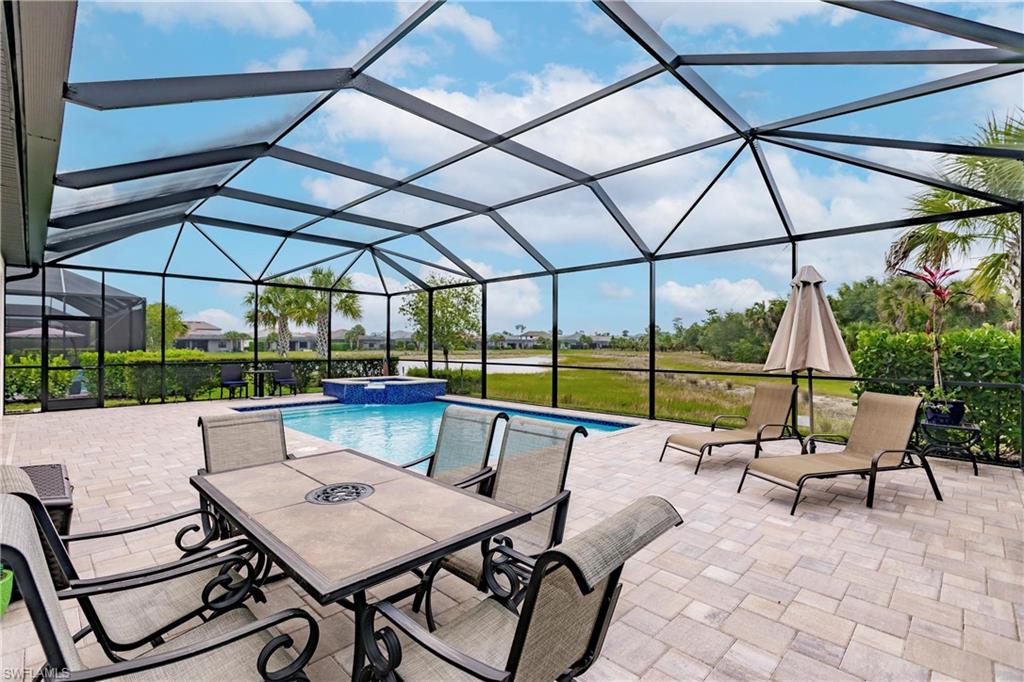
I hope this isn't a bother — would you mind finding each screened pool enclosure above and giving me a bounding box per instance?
[3,1,1022,463]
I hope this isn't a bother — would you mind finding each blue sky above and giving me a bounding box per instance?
[53,1,1023,336]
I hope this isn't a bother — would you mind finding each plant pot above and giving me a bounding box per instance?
[925,399,966,426]
[0,569,13,617]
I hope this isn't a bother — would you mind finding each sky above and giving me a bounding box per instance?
[51,0,1023,336]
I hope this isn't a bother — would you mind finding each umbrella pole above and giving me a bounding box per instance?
[807,368,815,435]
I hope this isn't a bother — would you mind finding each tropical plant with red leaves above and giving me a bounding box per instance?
[899,266,965,394]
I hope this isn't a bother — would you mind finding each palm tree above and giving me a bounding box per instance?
[886,111,1023,329]
[293,268,362,359]
[244,281,303,357]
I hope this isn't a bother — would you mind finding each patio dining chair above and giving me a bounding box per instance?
[412,416,587,630]
[401,404,508,487]
[660,382,801,474]
[271,362,299,396]
[219,363,249,399]
[738,392,942,514]
[0,476,268,663]
[197,410,292,538]
[1,494,318,681]
[358,496,682,681]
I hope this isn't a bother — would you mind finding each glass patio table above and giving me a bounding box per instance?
[190,449,529,680]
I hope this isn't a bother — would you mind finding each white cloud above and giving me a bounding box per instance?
[102,1,314,38]
[657,277,777,315]
[418,3,502,54]
[246,47,309,73]
[599,282,634,299]
[190,307,247,333]
[628,1,850,38]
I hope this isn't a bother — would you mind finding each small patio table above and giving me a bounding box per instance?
[190,449,529,680]
[243,368,277,399]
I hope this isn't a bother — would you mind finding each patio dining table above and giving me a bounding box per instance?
[190,449,529,680]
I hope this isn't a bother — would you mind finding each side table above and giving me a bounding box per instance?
[917,421,982,476]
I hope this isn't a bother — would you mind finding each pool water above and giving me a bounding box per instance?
[278,400,628,466]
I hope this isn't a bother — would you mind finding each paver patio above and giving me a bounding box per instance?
[1,396,1021,681]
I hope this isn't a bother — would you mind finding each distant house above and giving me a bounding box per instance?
[289,332,316,352]
[505,330,551,350]
[175,321,247,352]
[558,331,613,350]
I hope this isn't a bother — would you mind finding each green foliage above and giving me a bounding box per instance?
[887,111,1023,329]
[399,278,481,366]
[145,302,188,351]
[852,326,1021,455]
[3,353,72,401]
[407,367,481,396]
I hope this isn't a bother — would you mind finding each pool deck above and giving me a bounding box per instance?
[2,395,1022,680]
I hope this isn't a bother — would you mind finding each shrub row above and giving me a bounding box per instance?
[852,326,1021,456]
[5,350,399,404]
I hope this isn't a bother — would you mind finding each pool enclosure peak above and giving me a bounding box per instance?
[10,0,1024,292]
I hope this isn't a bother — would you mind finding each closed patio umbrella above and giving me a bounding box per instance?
[764,265,854,434]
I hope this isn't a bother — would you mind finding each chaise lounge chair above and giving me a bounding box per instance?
[738,391,942,514]
[412,415,587,631]
[1,494,318,680]
[357,496,682,681]
[401,404,508,486]
[660,382,801,474]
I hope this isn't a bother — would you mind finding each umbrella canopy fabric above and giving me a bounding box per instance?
[764,265,854,377]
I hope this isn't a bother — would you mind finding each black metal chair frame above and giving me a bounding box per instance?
[219,363,249,400]
[737,432,944,515]
[3,535,317,682]
[659,414,803,475]
[6,488,269,663]
[409,424,587,632]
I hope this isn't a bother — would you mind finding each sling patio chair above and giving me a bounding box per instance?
[738,392,943,514]
[401,404,509,487]
[197,409,293,541]
[271,362,299,396]
[660,382,801,474]
[0,480,269,664]
[1,494,318,682]
[219,363,249,399]
[411,416,587,631]
[357,496,682,681]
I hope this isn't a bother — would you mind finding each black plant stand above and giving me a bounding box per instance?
[917,421,982,476]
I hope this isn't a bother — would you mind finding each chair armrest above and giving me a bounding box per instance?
[62,507,222,556]
[401,451,435,469]
[60,551,261,613]
[457,467,496,493]
[359,601,510,682]
[756,423,796,442]
[711,414,747,431]
[59,608,318,682]
[530,489,570,517]
[871,448,918,468]
[67,538,252,588]
[61,508,214,542]
[801,433,849,454]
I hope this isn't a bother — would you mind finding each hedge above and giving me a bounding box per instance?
[407,367,480,395]
[5,350,400,404]
[4,353,74,401]
[852,326,1021,456]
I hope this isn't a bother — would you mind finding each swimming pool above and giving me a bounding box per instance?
[276,400,630,466]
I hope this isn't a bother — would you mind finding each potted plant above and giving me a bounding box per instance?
[899,266,967,425]
[0,564,13,617]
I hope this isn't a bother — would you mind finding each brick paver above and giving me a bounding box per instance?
[1,395,1021,680]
